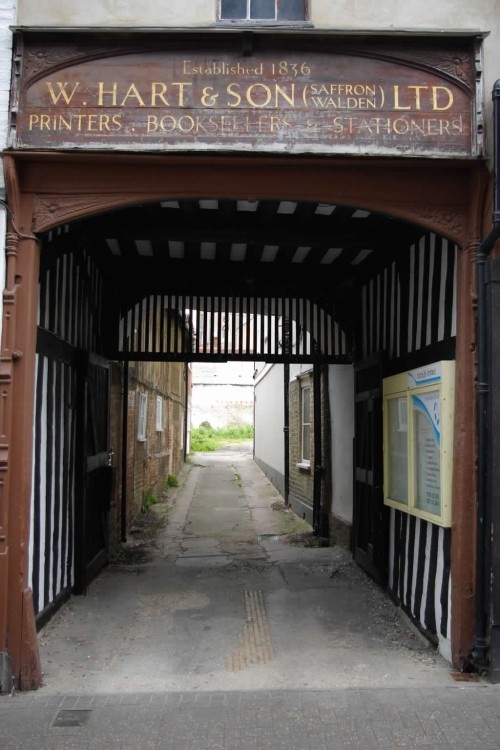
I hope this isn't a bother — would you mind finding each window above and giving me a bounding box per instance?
[137,393,148,442]
[301,385,311,464]
[219,0,305,21]
[156,396,163,432]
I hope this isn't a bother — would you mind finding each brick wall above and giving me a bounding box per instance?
[130,360,186,513]
[108,359,187,548]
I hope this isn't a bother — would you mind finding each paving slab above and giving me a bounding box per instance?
[2,444,499,746]
[29,444,458,694]
[1,687,500,749]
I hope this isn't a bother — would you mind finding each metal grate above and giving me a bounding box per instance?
[52,709,93,728]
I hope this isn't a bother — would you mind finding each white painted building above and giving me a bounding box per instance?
[254,363,286,495]
[254,363,355,535]
[191,361,255,428]
[0,1,14,189]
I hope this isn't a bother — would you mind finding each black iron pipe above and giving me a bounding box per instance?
[472,80,500,669]
[312,360,323,534]
[120,360,129,543]
[184,361,189,462]
[495,80,500,226]
[283,362,290,504]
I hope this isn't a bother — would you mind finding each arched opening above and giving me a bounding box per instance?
[2,151,483,687]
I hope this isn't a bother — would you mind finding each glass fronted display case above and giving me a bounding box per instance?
[383,361,455,527]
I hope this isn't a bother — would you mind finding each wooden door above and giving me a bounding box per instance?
[353,358,388,584]
[75,352,113,593]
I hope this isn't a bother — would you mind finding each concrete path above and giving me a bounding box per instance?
[1,443,499,748]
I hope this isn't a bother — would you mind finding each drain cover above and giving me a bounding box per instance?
[52,709,92,728]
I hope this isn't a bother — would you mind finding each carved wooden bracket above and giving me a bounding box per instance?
[32,195,147,233]
[412,205,466,243]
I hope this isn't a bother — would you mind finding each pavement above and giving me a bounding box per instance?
[1,442,499,749]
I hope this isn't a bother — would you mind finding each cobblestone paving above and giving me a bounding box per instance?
[1,686,500,749]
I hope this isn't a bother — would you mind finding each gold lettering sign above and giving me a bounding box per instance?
[14,44,476,157]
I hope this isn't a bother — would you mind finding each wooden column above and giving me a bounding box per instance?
[1,178,42,688]
[451,239,478,669]
[0,230,16,692]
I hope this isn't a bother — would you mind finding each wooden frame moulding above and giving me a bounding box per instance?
[0,149,488,686]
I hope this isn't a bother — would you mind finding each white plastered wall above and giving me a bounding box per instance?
[0,0,15,337]
[17,0,213,27]
[328,365,354,524]
[1,0,14,192]
[254,365,285,477]
[191,362,255,429]
[254,363,284,480]
[17,0,497,33]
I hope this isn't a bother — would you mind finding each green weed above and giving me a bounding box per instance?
[141,488,157,514]
[190,424,253,453]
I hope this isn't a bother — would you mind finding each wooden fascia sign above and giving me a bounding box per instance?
[12,36,478,158]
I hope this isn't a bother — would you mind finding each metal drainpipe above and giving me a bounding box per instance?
[120,360,129,543]
[472,80,500,669]
[184,361,189,462]
[312,358,323,534]
[283,362,290,504]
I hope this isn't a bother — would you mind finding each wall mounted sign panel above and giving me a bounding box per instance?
[11,34,479,158]
[383,361,455,528]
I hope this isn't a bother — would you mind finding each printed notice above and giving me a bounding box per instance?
[387,396,408,504]
[413,391,441,515]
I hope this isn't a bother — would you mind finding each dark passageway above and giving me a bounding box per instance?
[38,442,451,693]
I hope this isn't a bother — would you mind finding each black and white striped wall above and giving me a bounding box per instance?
[361,235,457,360]
[30,356,77,620]
[360,232,457,660]
[390,512,451,660]
[29,233,107,622]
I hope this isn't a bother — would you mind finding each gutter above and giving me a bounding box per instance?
[472,79,500,670]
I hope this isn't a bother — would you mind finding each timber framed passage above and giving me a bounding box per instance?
[118,294,349,363]
[0,147,486,691]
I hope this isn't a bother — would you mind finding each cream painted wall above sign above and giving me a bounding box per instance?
[16,0,494,31]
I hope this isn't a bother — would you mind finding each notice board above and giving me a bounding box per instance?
[383,361,455,527]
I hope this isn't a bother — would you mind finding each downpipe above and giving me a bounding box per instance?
[471,80,500,671]
[120,360,129,543]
